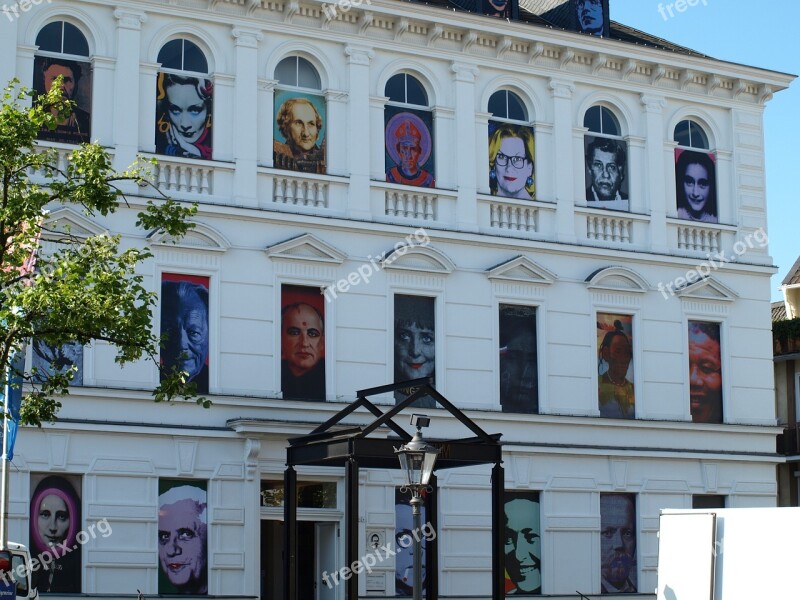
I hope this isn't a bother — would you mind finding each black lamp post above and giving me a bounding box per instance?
[395,414,439,600]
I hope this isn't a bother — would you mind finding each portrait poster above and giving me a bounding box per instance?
[33,55,92,145]
[158,479,208,595]
[394,295,435,408]
[504,490,541,595]
[482,0,513,19]
[155,72,214,160]
[688,321,722,424]
[281,285,326,401]
[675,149,718,224]
[273,90,327,174]
[499,304,538,413]
[384,105,435,188]
[161,273,210,394]
[29,473,82,593]
[571,0,610,36]
[31,339,84,386]
[597,313,634,419]
[488,120,536,200]
[584,136,629,211]
[600,493,637,594]
[395,488,427,597]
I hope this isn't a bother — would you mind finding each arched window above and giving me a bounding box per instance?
[487,90,535,200]
[673,119,709,150]
[384,74,435,188]
[272,56,326,174]
[583,105,628,211]
[33,21,92,145]
[155,39,213,160]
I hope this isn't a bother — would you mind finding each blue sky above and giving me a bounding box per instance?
[610,0,799,301]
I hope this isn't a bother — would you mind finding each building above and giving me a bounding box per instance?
[1,0,792,597]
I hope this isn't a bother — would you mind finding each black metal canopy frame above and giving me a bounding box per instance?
[283,378,505,600]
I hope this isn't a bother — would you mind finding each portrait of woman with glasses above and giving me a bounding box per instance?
[488,122,536,200]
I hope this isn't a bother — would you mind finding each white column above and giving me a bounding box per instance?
[112,9,146,173]
[325,89,348,176]
[344,45,374,219]
[641,94,667,252]
[257,78,277,168]
[138,62,159,154]
[91,56,115,146]
[549,78,576,243]
[16,45,36,91]
[213,73,235,163]
[232,27,262,208]
[0,12,18,91]
[451,62,480,232]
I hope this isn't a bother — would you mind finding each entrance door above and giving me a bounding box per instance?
[315,522,337,600]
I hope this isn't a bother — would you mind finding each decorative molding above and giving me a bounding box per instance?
[381,244,455,275]
[706,75,722,95]
[451,62,479,83]
[592,53,607,75]
[680,69,695,90]
[265,233,347,265]
[394,18,409,40]
[527,41,544,64]
[496,36,512,59]
[621,59,636,81]
[245,439,261,481]
[345,45,374,66]
[758,84,773,104]
[42,208,106,241]
[640,94,666,113]
[232,27,263,48]
[113,9,147,30]
[650,64,666,85]
[427,24,443,47]
[677,276,737,302]
[559,49,575,70]
[176,439,198,475]
[486,255,557,285]
[148,222,231,253]
[733,78,749,99]
[548,79,574,100]
[462,30,477,53]
[585,266,650,293]
[359,12,374,35]
[284,0,299,23]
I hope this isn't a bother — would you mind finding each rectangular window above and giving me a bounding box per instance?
[394,295,436,407]
[499,304,538,413]
[600,493,637,594]
[384,106,436,189]
[273,91,327,174]
[504,490,541,595]
[31,339,84,386]
[260,480,337,509]
[488,121,536,201]
[158,479,208,595]
[692,495,726,509]
[688,321,722,423]
[155,72,214,160]
[281,285,326,401]
[584,136,629,211]
[597,314,635,418]
[34,55,93,145]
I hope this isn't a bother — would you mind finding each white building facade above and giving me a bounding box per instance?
[1,0,792,598]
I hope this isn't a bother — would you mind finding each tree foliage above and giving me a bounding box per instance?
[1,79,207,427]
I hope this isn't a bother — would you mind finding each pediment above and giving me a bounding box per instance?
[586,266,649,293]
[149,222,230,252]
[266,233,346,265]
[677,276,737,302]
[487,255,557,285]
[42,208,105,241]
[381,244,455,274]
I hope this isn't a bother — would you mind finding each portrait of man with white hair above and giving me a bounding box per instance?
[158,481,208,595]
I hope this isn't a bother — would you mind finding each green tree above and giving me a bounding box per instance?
[1,79,208,427]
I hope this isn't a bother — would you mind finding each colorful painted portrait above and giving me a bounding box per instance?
[161,274,210,394]
[688,321,722,423]
[499,305,538,413]
[158,480,208,595]
[571,0,609,36]
[489,121,535,200]
[273,90,327,174]
[33,55,92,145]
[584,136,629,211]
[29,473,82,593]
[394,295,435,408]
[156,72,214,160]
[675,149,718,224]
[385,106,435,188]
[504,490,541,595]
[600,493,637,593]
[482,0,513,18]
[281,285,326,401]
[31,339,83,386]
[597,314,634,419]
[395,488,427,597]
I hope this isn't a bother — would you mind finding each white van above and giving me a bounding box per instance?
[1,542,38,599]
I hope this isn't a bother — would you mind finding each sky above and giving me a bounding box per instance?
[609,0,799,302]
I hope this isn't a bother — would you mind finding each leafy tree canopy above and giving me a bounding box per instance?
[1,78,207,427]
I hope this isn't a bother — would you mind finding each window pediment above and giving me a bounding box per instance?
[266,233,346,265]
[586,266,649,293]
[381,244,454,274]
[487,255,556,285]
[42,208,105,241]
[677,276,737,302]
[149,222,230,252]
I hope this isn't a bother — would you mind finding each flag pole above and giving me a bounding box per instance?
[0,361,10,550]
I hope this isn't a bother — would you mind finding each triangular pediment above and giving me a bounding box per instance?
[586,266,649,293]
[266,233,346,265]
[381,244,455,274]
[148,222,230,252]
[677,276,737,302]
[487,256,557,285]
[42,208,106,241]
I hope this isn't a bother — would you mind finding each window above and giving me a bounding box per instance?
[384,74,435,188]
[273,57,326,173]
[675,149,718,223]
[674,119,709,149]
[394,294,436,406]
[260,480,337,508]
[503,490,542,594]
[583,105,628,210]
[280,285,326,401]
[499,304,538,413]
[488,91,535,200]
[33,21,92,144]
[688,321,723,423]
[155,39,213,160]
[600,493,638,593]
[692,495,726,509]
[597,313,635,419]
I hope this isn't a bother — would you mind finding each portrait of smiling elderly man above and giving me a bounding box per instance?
[504,491,542,595]
[273,92,327,174]
[158,482,208,595]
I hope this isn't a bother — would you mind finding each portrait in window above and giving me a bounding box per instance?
[385,107,435,189]
[488,122,535,200]
[504,490,541,595]
[688,321,722,423]
[281,285,326,401]
[394,295,435,407]
[482,0,513,18]
[160,274,210,394]
[600,493,637,593]
[273,91,327,174]
[499,304,538,413]
[31,339,83,386]
[675,149,717,223]
[158,479,208,595]
[597,314,634,419]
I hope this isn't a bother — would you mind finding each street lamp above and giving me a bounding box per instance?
[395,414,439,600]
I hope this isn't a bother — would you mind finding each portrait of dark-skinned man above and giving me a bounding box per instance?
[161,278,210,394]
[273,93,326,174]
